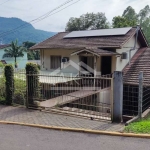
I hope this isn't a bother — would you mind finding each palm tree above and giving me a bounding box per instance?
[3,40,26,68]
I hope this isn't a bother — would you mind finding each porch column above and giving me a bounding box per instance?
[94,56,97,77]
[112,71,123,122]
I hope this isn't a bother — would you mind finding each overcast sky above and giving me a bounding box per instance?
[0,0,150,32]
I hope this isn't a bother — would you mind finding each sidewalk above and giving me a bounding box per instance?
[0,105,124,132]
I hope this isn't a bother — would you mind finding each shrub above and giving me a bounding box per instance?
[0,62,5,68]
[37,64,41,70]
[26,63,40,107]
[4,64,14,105]
[13,78,26,105]
[13,90,26,105]
[0,75,6,104]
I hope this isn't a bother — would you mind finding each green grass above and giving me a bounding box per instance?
[125,117,150,134]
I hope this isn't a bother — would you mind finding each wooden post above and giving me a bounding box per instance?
[94,56,97,77]
[94,56,97,90]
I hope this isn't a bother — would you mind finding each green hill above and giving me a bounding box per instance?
[0,17,56,44]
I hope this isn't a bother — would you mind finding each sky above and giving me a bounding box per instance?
[0,0,150,32]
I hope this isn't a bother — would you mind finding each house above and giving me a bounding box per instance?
[30,26,149,119]
[30,27,148,76]
[0,44,28,69]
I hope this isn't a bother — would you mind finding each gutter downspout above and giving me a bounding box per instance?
[129,25,140,65]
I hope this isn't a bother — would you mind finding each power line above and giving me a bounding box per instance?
[0,0,81,38]
[0,0,74,36]
[12,0,81,32]
[0,0,10,5]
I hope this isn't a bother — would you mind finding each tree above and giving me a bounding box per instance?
[65,12,110,31]
[112,6,137,28]
[23,41,40,60]
[138,5,150,45]
[112,16,131,28]
[23,41,36,49]
[138,5,150,24]
[3,40,26,68]
[122,6,138,23]
[112,5,150,45]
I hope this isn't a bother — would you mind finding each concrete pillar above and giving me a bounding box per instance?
[138,71,143,119]
[112,71,123,122]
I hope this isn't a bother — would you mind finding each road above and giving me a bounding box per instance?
[0,124,149,150]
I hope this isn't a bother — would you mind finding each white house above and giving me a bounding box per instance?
[29,27,150,119]
[30,27,148,76]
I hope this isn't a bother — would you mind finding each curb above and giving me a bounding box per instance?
[0,121,150,138]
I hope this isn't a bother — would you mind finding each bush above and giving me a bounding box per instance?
[26,63,40,106]
[37,64,41,70]
[13,90,26,105]
[4,64,14,105]
[0,75,6,104]
[13,78,26,105]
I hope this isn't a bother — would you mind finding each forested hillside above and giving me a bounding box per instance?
[0,17,56,44]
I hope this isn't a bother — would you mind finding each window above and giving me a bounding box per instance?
[51,56,61,69]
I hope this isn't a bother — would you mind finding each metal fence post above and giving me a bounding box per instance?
[26,73,29,108]
[138,71,143,119]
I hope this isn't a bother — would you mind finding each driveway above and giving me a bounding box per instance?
[0,105,123,131]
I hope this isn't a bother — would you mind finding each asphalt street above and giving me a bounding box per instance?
[0,124,149,150]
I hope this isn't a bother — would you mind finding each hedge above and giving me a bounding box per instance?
[26,63,40,107]
[4,64,14,105]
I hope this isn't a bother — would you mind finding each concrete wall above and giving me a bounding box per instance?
[0,47,28,69]
[115,35,141,71]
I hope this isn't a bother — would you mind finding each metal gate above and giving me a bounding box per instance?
[26,73,113,121]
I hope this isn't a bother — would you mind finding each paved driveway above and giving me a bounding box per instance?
[0,105,123,131]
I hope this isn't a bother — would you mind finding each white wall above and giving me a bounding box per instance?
[115,35,141,71]
[41,49,80,74]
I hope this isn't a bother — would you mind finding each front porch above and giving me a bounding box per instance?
[40,47,119,77]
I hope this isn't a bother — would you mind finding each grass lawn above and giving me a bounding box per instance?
[124,116,150,134]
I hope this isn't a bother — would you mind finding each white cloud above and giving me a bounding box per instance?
[0,0,150,32]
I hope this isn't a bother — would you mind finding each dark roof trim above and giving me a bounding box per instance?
[71,48,120,57]
[71,49,100,57]
[138,28,149,47]
[120,27,148,48]
[0,44,10,49]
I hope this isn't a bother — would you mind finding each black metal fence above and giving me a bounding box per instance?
[123,84,139,116]
[123,72,150,118]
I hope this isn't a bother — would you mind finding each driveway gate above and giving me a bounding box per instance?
[26,73,113,121]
